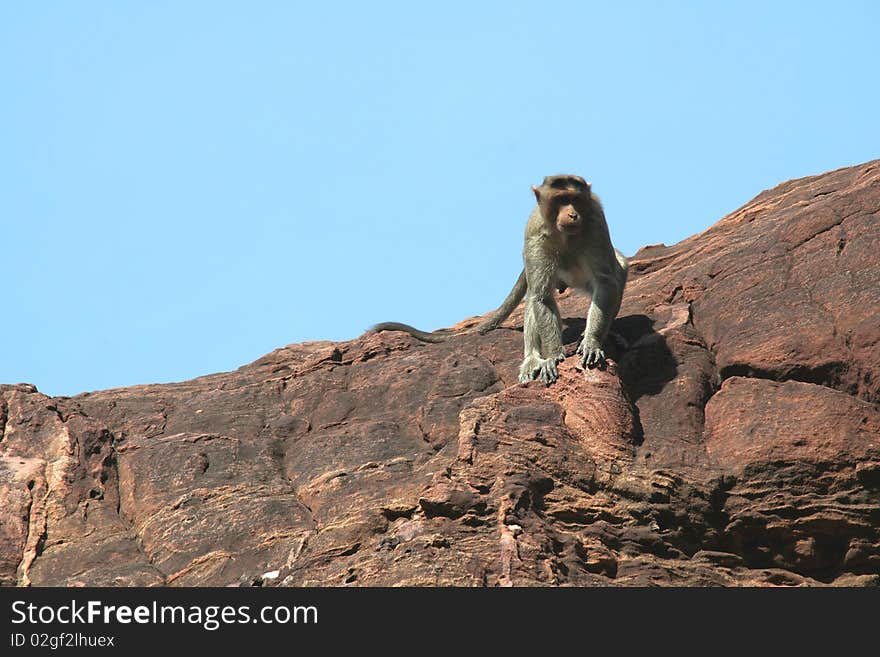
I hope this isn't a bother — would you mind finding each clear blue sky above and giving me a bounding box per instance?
[3,2,878,397]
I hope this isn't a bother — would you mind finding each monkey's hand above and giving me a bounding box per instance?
[577,338,606,369]
[518,353,565,385]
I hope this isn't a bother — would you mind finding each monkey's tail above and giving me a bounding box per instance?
[475,269,527,334]
[370,322,456,343]
[373,269,528,343]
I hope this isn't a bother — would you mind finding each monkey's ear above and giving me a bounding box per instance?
[532,185,541,201]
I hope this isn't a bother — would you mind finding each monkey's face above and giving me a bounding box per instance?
[553,192,587,235]
[533,185,590,236]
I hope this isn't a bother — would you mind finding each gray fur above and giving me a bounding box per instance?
[372,176,627,386]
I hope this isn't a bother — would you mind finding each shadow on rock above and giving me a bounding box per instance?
[612,314,678,403]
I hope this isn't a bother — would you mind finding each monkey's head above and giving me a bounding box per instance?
[532,175,592,236]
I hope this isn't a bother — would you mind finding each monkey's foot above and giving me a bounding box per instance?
[518,354,564,385]
[577,339,606,369]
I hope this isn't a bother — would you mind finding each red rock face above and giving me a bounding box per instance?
[1,161,878,587]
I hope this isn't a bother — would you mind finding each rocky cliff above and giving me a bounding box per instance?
[2,162,878,587]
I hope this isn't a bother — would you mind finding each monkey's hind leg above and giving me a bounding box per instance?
[518,295,565,385]
[518,354,563,385]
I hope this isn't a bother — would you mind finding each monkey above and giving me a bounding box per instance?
[517,175,629,383]
[372,175,628,385]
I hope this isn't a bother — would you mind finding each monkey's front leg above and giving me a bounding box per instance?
[518,294,565,384]
[577,279,622,369]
